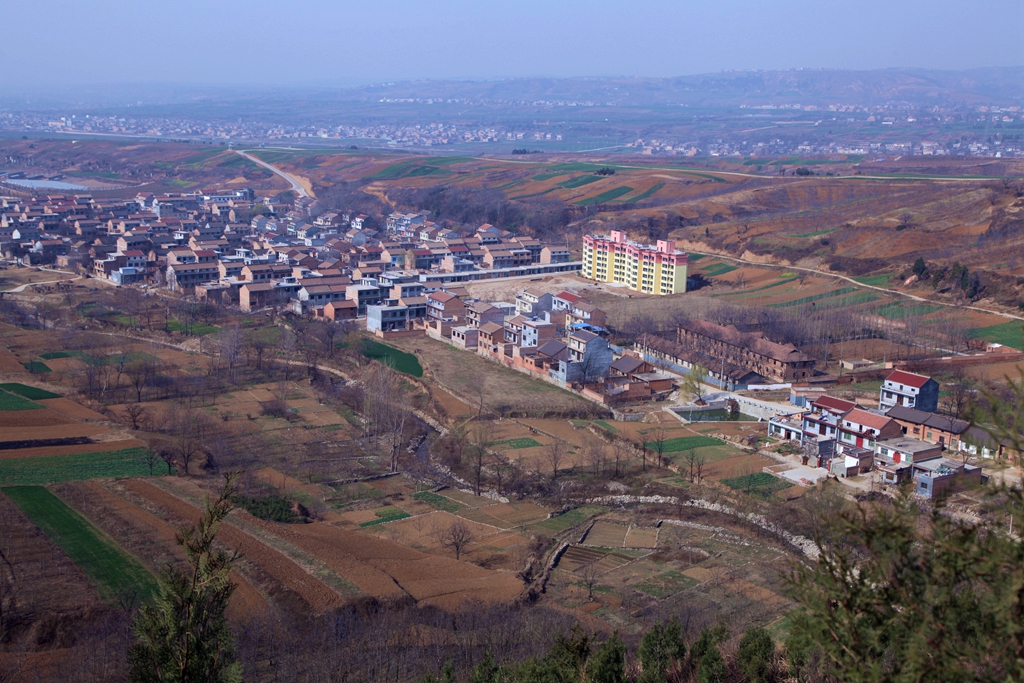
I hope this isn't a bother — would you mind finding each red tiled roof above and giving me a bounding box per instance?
[814,395,858,414]
[885,370,931,388]
[845,408,895,431]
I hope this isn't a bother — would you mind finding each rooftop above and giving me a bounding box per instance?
[885,370,932,388]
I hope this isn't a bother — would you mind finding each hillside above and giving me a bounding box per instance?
[265,150,1024,307]
[3,138,1023,307]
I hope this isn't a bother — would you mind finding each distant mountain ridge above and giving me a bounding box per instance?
[3,67,1020,111]
[338,67,1024,107]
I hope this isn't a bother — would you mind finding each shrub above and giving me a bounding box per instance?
[737,627,774,683]
[232,494,303,523]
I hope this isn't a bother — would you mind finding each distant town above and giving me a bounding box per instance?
[2,97,1021,157]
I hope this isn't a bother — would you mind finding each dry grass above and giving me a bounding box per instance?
[386,335,594,416]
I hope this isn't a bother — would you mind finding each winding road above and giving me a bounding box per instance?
[235,150,313,198]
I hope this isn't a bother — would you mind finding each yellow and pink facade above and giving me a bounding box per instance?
[581,231,688,294]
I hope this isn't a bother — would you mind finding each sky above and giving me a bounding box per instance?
[2,0,1022,88]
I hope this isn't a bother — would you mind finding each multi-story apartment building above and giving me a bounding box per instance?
[581,231,688,295]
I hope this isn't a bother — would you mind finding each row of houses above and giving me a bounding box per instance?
[767,370,994,498]
[367,283,676,400]
[634,318,818,389]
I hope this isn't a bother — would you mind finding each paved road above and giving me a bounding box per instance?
[689,250,1024,324]
[235,150,312,198]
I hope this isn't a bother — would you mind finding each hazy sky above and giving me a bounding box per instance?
[3,0,1022,87]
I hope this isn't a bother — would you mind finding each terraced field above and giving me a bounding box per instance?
[2,485,158,601]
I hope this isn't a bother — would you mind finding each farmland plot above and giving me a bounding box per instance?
[584,521,628,548]
[0,446,169,485]
[246,511,525,609]
[2,485,158,601]
[57,481,268,619]
[122,478,352,612]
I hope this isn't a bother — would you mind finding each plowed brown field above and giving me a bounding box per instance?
[246,515,524,609]
[1,408,75,427]
[253,467,329,498]
[75,481,268,620]
[0,347,26,372]
[0,424,107,442]
[122,479,345,613]
[36,397,107,420]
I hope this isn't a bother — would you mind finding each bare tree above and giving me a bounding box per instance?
[166,407,211,476]
[545,440,565,479]
[362,362,412,472]
[125,359,156,404]
[245,327,274,370]
[579,561,600,602]
[584,437,606,476]
[491,453,509,495]
[218,325,242,381]
[122,402,149,431]
[688,450,707,484]
[469,421,494,495]
[143,448,161,476]
[682,448,699,483]
[439,520,474,561]
[648,427,669,468]
[941,366,973,419]
[611,440,626,478]
[942,313,972,354]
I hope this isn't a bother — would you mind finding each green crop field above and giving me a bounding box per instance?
[559,175,602,189]
[166,318,220,336]
[720,472,793,500]
[3,486,158,600]
[359,506,411,527]
[622,182,665,203]
[635,570,698,598]
[0,390,43,411]
[529,505,605,534]
[970,321,1024,350]
[787,228,838,239]
[490,437,543,450]
[853,274,895,287]
[361,340,424,377]
[873,302,943,320]
[413,491,466,513]
[575,186,634,205]
[0,383,61,400]
[22,361,51,374]
[700,263,740,277]
[366,161,453,180]
[819,291,880,308]
[0,447,171,485]
[647,436,725,453]
[39,351,74,360]
[767,287,859,308]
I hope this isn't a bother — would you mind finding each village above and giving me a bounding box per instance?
[2,183,1020,506]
